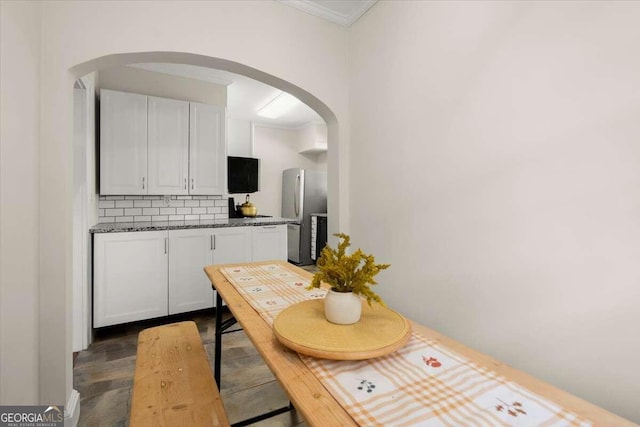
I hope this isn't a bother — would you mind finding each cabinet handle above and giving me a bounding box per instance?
[263,225,277,229]
[164,237,168,254]
[142,176,145,190]
[213,235,216,250]
[210,235,214,250]
[191,178,194,190]
[184,178,187,190]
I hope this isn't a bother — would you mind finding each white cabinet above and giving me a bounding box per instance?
[251,224,287,262]
[100,89,148,195]
[168,229,215,315]
[189,102,226,195]
[213,227,252,264]
[93,224,286,326]
[100,90,226,195]
[93,231,168,327]
[147,96,189,195]
[298,122,328,154]
[167,227,251,315]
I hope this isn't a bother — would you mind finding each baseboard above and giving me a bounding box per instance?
[64,389,80,427]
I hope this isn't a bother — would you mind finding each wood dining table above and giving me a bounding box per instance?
[204,260,635,427]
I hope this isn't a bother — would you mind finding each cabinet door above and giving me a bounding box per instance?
[189,102,226,195]
[168,229,215,315]
[94,231,168,327]
[100,89,147,195]
[213,227,252,264]
[252,225,287,262]
[147,96,189,195]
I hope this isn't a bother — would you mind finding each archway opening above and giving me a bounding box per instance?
[68,52,341,402]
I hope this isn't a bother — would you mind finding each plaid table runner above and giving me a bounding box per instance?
[220,264,592,427]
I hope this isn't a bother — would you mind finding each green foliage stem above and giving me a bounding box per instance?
[308,233,390,306]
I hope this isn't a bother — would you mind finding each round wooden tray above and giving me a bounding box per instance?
[273,299,411,360]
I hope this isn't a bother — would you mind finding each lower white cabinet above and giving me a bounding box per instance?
[94,225,284,327]
[213,226,252,264]
[93,231,168,327]
[168,229,215,315]
[251,225,287,262]
[168,227,251,315]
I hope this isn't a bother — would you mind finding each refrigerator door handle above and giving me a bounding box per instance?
[294,174,300,217]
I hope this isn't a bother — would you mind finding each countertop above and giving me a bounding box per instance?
[310,213,327,217]
[90,217,298,233]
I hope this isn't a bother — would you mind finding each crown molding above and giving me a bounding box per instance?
[278,0,377,27]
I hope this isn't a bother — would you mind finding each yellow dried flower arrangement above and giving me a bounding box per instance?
[308,233,390,306]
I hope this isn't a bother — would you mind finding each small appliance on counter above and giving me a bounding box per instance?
[228,194,260,218]
[239,194,257,217]
[228,197,242,218]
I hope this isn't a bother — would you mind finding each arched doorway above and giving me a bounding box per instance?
[64,51,341,420]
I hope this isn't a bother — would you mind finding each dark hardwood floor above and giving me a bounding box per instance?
[74,309,306,426]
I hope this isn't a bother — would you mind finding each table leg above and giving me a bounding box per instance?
[214,290,223,386]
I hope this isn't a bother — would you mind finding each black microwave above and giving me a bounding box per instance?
[227,156,259,193]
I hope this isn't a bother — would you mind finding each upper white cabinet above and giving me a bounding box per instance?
[100,90,148,195]
[298,123,327,154]
[251,224,287,262]
[93,231,168,327]
[147,96,190,195]
[100,89,226,195]
[190,102,226,195]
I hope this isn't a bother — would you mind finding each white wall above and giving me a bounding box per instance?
[227,118,253,157]
[0,0,41,404]
[0,0,349,409]
[350,1,640,422]
[248,125,326,216]
[98,65,227,107]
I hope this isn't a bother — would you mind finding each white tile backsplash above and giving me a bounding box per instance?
[142,207,160,216]
[133,200,151,208]
[105,208,123,216]
[98,195,229,223]
[115,200,133,208]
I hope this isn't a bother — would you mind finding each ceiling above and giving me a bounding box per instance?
[131,63,323,129]
[129,2,379,128]
[279,0,378,26]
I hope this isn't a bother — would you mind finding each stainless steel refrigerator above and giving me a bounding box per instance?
[281,168,327,265]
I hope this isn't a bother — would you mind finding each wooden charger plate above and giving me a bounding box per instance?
[273,299,412,360]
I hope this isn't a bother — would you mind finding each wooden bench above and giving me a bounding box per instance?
[130,321,230,427]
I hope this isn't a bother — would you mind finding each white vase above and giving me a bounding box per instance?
[324,289,362,325]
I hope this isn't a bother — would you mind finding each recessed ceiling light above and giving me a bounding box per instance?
[257,92,300,119]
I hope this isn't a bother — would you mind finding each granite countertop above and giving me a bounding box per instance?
[90,217,299,233]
